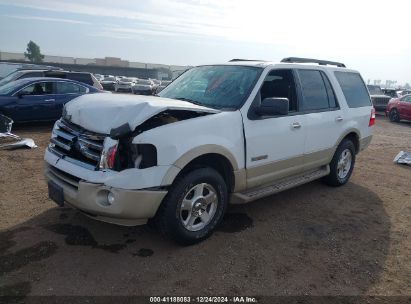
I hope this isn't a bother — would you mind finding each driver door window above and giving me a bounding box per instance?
[259,69,298,112]
[19,82,53,96]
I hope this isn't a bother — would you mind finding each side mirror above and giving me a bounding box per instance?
[255,97,289,116]
[16,92,25,99]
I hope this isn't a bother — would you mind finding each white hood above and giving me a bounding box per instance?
[64,93,219,134]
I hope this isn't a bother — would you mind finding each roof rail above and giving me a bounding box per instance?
[229,59,265,62]
[281,57,346,68]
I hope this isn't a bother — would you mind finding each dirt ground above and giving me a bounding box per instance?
[0,116,410,298]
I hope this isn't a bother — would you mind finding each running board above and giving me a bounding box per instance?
[231,166,330,204]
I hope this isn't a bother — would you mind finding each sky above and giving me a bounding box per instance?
[0,0,410,84]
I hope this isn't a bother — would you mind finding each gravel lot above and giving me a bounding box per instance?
[0,116,410,298]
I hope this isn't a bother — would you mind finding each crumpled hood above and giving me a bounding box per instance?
[64,93,220,134]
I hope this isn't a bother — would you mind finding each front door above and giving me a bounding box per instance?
[241,69,306,189]
[14,81,56,121]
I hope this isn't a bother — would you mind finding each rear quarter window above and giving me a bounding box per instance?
[334,72,371,108]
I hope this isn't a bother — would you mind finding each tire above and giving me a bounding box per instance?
[389,108,400,122]
[323,139,356,187]
[156,168,228,245]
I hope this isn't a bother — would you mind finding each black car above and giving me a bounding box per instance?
[0,69,103,90]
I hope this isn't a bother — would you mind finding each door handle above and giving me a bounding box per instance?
[291,122,301,129]
[45,99,55,102]
[336,116,343,122]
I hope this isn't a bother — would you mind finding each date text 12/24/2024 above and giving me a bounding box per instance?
[150,297,258,303]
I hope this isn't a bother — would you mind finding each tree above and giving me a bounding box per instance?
[24,40,44,63]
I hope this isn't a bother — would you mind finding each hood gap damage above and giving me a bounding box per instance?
[111,110,215,172]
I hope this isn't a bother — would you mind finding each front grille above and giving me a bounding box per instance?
[49,120,105,170]
[371,96,390,107]
[47,164,80,190]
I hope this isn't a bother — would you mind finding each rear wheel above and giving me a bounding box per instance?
[323,139,356,187]
[389,108,400,122]
[156,168,228,245]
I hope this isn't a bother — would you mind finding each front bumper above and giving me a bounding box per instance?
[44,164,167,226]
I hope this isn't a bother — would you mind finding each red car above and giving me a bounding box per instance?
[386,94,411,122]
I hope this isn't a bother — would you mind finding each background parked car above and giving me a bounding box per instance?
[93,73,104,82]
[0,69,103,90]
[100,76,118,91]
[155,80,172,93]
[115,77,137,92]
[0,77,102,122]
[132,79,155,95]
[0,62,62,80]
[386,94,411,122]
[367,85,391,111]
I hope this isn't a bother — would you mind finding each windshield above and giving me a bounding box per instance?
[104,77,116,81]
[121,78,134,82]
[0,70,24,87]
[367,85,383,95]
[158,65,262,110]
[0,78,29,95]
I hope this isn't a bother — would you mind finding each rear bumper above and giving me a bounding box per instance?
[44,164,167,226]
[101,83,116,90]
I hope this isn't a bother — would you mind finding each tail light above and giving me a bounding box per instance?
[369,108,376,126]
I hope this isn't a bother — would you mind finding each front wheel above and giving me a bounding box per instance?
[156,168,228,245]
[323,139,356,187]
[389,108,400,122]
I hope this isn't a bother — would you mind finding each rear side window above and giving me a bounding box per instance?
[334,72,371,108]
[56,82,87,94]
[20,71,44,79]
[298,70,329,111]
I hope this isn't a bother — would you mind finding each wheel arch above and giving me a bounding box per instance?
[162,145,239,193]
[336,129,360,154]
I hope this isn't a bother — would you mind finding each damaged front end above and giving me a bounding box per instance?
[100,110,211,171]
[49,109,213,173]
[0,114,37,150]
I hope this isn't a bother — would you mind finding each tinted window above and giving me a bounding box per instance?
[321,72,338,108]
[67,73,92,85]
[335,72,371,108]
[403,95,411,102]
[367,85,383,95]
[20,71,44,79]
[298,70,329,111]
[56,82,87,94]
[19,82,53,95]
[260,69,298,112]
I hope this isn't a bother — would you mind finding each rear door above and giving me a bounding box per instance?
[296,69,343,171]
[242,69,307,189]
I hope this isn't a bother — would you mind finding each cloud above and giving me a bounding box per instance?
[3,14,90,24]
[1,0,411,55]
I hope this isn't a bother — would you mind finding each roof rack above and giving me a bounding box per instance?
[229,59,265,62]
[281,57,346,68]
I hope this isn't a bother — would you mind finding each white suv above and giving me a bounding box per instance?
[44,57,375,244]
